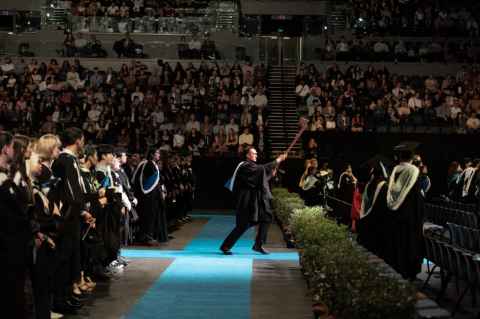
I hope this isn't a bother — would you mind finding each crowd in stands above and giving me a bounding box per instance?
[319,36,480,63]
[0,57,269,157]
[0,128,195,318]
[296,62,480,134]
[68,0,209,18]
[350,0,480,36]
[67,0,212,34]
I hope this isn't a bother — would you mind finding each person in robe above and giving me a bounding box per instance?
[132,147,168,245]
[95,144,124,269]
[298,158,322,206]
[114,147,138,246]
[180,155,194,222]
[51,128,102,314]
[0,131,32,319]
[464,159,480,203]
[385,148,424,280]
[455,158,475,202]
[357,160,389,258]
[220,147,287,255]
[413,154,431,198]
[446,161,462,199]
[30,134,64,319]
[336,164,358,226]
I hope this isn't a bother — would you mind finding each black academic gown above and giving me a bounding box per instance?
[337,173,356,225]
[301,173,322,206]
[95,169,122,264]
[133,161,167,242]
[356,179,388,258]
[467,169,480,203]
[31,181,60,319]
[385,179,424,280]
[233,160,277,227]
[52,152,99,288]
[116,168,136,245]
[0,172,32,319]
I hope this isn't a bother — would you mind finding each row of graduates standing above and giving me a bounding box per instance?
[130,148,196,246]
[0,129,132,319]
[0,127,195,319]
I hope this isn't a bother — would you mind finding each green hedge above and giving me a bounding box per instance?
[271,188,416,319]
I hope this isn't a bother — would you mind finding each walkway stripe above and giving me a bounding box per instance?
[124,215,298,319]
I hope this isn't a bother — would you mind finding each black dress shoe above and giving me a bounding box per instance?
[66,298,84,308]
[220,246,233,255]
[252,245,270,255]
[71,293,89,302]
[52,302,79,315]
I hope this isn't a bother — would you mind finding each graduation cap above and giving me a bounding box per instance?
[361,154,393,179]
[393,141,421,152]
[393,141,421,161]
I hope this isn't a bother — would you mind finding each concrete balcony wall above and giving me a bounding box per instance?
[0,29,259,61]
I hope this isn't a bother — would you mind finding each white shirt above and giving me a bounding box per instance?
[173,133,185,148]
[1,63,15,73]
[408,97,423,109]
[225,123,239,134]
[151,111,165,125]
[254,94,268,108]
[296,84,310,97]
[88,109,101,122]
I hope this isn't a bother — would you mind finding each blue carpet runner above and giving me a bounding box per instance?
[123,215,298,319]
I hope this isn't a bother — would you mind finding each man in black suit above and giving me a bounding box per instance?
[220,147,287,255]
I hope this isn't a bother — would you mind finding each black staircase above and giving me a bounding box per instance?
[267,65,301,158]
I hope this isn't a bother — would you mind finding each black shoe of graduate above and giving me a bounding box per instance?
[220,246,233,255]
[52,302,78,315]
[252,245,270,255]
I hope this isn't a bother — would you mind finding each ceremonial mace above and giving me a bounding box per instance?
[284,116,309,155]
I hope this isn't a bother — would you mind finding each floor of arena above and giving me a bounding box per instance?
[64,213,312,319]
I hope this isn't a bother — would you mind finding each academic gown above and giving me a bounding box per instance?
[233,160,277,227]
[116,168,137,245]
[31,181,60,319]
[79,167,106,273]
[356,180,388,258]
[132,160,168,242]
[467,169,480,203]
[301,173,322,206]
[385,178,424,280]
[95,168,122,264]
[337,173,356,225]
[0,172,32,319]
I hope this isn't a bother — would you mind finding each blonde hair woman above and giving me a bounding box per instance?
[35,134,61,164]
